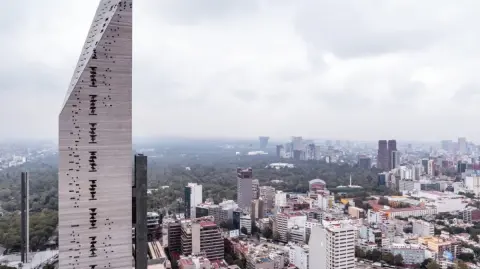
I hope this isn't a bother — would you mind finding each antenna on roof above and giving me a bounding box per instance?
[349,173,352,186]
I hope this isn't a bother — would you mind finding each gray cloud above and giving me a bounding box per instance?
[1,0,480,141]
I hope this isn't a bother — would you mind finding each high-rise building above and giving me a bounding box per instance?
[310,221,356,269]
[185,183,203,219]
[390,150,399,170]
[259,186,275,213]
[58,1,132,268]
[377,140,388,171]
[306,143,316,160]
[20,172,29,263]
[252,179,259,199]
[133,154,148,269]
[250,199,264,220]
[259,136,269,149]
[237,168,253,209]
[421,159,429,174]
[458,137,467,154]
[276,145,284,157]
[180,217,224,260]
[388,140,397,170]
[427,160,435,176]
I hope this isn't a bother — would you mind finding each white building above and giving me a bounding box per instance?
[309,221,356,269]
[275,212,307,243]
[240,214,252,234]
[287,244,309,269]
[252,179,260,199]
[465,173,480,196]
[275,191,287,209]
[412,219,434,237]
[185,183,203,219]
[412,191,466,213]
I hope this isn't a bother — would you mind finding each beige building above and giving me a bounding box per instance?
[348,206,365,219]
[181,217,224,261]
[58,1,133,268]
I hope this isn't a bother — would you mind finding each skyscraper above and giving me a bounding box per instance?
[259,136,269,149]
[185,183,203,219]
[21,172,29,263]
[377,140,388,171]
[387,140,397,170]
[390,150,399,170]
[237,168,253,209]
[58,1,132,268]
[133,154,148,269]
[458,137,467,154]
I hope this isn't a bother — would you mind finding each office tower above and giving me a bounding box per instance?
[357,156,371,170]
[58,1,133,268]
[167,221,182,253]
[390,150,399,170]
[252,179,259,199]
[276,145,284,157]
[292,136,303,150]
[421,159,429,174]
[259,186,275,213]
[387,140,397,170]
[306,143,316,160]
[259,136,269,149]
[133,154,147,269]
[458,161,467,174]
[184,183,203,219]
[377,140,388,171]
[237,168,253,209]
[458,137,467,154]
[309,222,356,269]
[250,199,264,220]
[195,202,221,224]
[21,172,29,263]
[427,160,435,176]
[180,217,224,260]
[377,173,387,186]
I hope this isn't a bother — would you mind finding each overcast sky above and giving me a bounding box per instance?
[1,0,480,142]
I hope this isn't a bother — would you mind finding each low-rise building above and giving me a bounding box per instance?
[388,243,427,265]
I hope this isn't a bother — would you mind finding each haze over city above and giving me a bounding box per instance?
[2,0,480,141]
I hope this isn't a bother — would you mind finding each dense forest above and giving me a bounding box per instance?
[0,162,58,252]
[0,154,383,252]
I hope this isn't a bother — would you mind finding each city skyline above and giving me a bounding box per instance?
[2,1,480,141]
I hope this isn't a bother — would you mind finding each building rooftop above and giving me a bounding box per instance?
[200,221,217,228]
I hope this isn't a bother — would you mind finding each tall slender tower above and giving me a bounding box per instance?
[237,168,253,209]
[377,140,388,171]
[387,140,397,170]
[21,172,29,263]
[58,1,132,268]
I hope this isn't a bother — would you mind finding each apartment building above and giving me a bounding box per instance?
[309,221,356,269]
[412,219,434,237]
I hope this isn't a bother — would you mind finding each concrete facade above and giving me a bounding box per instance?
[237,168,253,210]
[21,172,29,263]
[134,154,148,269]
[58,1,133,268]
